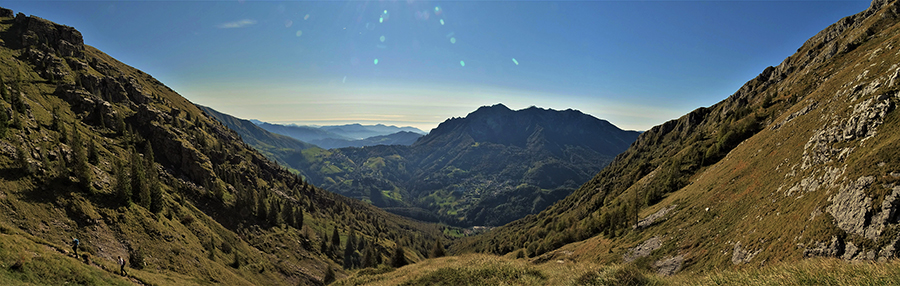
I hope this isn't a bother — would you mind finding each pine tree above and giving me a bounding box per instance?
[283,202,295,228]
[268,198,281,226]
[16,143,30,173]
[390,244,408,268]
[343,230,357,269]
[256,192,268,221]
[430,239,445,258]
[130,146,150,208]
[361,242,375,268]
[0,105,8,139]
[320,232,329,253]
[146,142,164,213]
[115,157,131,205]
[87,137,98,165]
[0,75,6,101]
[71,120,93,193]
[330,228,341,255]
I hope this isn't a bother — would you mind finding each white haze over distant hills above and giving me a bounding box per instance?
[250,120,427,149]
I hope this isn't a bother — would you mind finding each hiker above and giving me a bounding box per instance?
[118,256,127,276]
[72,238,79,257]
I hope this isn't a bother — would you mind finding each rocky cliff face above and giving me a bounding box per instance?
[460,0,900,273]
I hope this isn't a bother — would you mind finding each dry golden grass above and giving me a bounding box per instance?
[336,254,900,286]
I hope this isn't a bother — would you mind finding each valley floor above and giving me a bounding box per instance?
[334,253,900,286]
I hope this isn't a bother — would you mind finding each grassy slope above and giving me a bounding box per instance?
[335,253,900,286]
[0,11,446,285]
[457,0,900,274]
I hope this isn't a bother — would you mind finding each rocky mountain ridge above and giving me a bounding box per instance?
[0,8,444,285]
[458,0,900,274]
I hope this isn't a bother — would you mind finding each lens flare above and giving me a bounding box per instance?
[450,37,456,44]
[460,60,465,67]
[379,35,385,42]
[296,30,303,37]
[512,58,519,65]
[374,59,379,65]
[304,14,310,20]
[440,19,444,25]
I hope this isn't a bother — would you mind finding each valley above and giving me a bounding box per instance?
[206,103,640,227]
[3,0,900,285]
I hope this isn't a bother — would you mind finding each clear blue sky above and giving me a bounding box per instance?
[4,0,870,132]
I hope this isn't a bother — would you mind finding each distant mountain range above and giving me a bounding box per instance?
[294,104,641,226]
[251,121,426,149]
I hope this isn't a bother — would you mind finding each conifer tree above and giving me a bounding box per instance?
[87,137,98,165]
[130,146,150,208]
[256,192,268,221]
[320,232,329,253]
[0,75,6,101]
[361,242,375,268]
[16,143,30,173]
[71,120,93,193]
[343,230,357,269]
[390,244,408,268]
[145,142,164,213]
[115,157,131,205]
[297,206,304,229]
[0,105,8,139]
[283,202,295,228]
[430,239,445,258]
[330,228,341,255]
[268,198,281,226]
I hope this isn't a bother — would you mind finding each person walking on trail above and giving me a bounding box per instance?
[118,256,127,276]
[72,238,79,258]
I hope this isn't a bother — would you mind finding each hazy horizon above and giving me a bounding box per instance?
[3,0,871,132]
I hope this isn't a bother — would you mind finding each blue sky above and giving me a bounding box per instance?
[4,0,870,132]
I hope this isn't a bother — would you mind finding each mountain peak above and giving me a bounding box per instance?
[419,105,638,157]
[470,103,512,115]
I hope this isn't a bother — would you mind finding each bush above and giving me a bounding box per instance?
[129,248,145,270]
